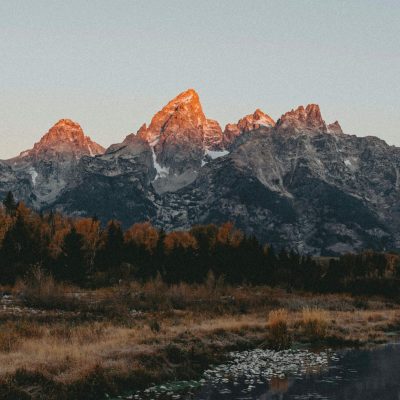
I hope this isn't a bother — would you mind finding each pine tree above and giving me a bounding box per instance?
[0,212,42,283]
[2,191,16,216]
[152,229,166,279]
[95,220,124,273]
[59,227,87,284]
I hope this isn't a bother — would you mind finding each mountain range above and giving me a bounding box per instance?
[1,89,399,255]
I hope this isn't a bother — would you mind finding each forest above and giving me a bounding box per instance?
[1,191,399,298]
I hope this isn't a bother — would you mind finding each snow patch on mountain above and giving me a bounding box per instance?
[205,149,230,159]
[28,168,38,185]
[151,146,169,179]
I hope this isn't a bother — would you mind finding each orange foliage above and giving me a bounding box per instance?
[75,218,101,252]
[46,212,72,258]
[15,202,31,219]
[124,222,159,252]
[216,222,243,247]
[0,207,13,244]
[164,231,197,253]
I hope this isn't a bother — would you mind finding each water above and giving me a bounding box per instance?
[119,344,400,400]
[194,344,400,400]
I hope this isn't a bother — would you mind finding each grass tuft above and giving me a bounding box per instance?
[267,308,292,350]
[300,307,329,340]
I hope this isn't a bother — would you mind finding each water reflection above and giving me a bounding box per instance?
[193,344,400,400]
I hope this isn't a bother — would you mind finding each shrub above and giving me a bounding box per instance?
[17,266,78,310]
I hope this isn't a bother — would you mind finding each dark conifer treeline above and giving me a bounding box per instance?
[0,192,399,297]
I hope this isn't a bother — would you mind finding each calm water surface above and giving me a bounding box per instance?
[192,344,400,400]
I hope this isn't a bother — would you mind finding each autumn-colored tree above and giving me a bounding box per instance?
[190,224,218,251]
[125,222,159,253]
[75,217,101,272]
[0,199,397,295]
[164,231,197,253]
[45,212,72,259]
[0,206,14,244]
[216,222,243,247]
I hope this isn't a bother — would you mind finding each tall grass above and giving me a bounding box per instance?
[300,307,329,339]
[15,266,79,310]
[267,308,292,349]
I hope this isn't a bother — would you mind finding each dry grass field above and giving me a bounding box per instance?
[0,275,399,399]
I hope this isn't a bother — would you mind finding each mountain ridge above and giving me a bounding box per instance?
[1,89,399,256]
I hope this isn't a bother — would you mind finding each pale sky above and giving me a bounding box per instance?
[0,0,399,159]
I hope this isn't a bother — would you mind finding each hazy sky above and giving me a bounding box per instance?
[0,0,399,158]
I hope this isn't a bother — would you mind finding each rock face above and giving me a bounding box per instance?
[1,90,400,255]
[137,88,224,160]
[16,119,104,160]
[158,129,400,255]
[327,121,344,134]
[0,161,32,203]
[4,119,105,207]
[276,104,327,134]
[51,133,157,223]
[137,89,225,193]
[223,109,275,148]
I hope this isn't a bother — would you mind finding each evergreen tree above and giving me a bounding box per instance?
[152,229,166,278]
[2,191,16,216]
[58,227,87,284]
[263,245,277,285]
[163,231,198,283]
[95,220,124,273]
[0,212,43,283]
[240,235,265,284]
[190,224,218,278]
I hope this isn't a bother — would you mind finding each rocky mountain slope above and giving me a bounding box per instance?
[1,90,399,255]
[3,119,105,207]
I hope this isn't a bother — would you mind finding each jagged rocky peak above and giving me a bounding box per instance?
[203,119,224,149]
[238,109,275,131]
[137,89,223,149]
[224,108,275,146]
[327,120,343,134]
[276,104,327,133]
[16,119,105,160]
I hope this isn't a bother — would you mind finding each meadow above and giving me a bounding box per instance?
[1,273,399,399]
